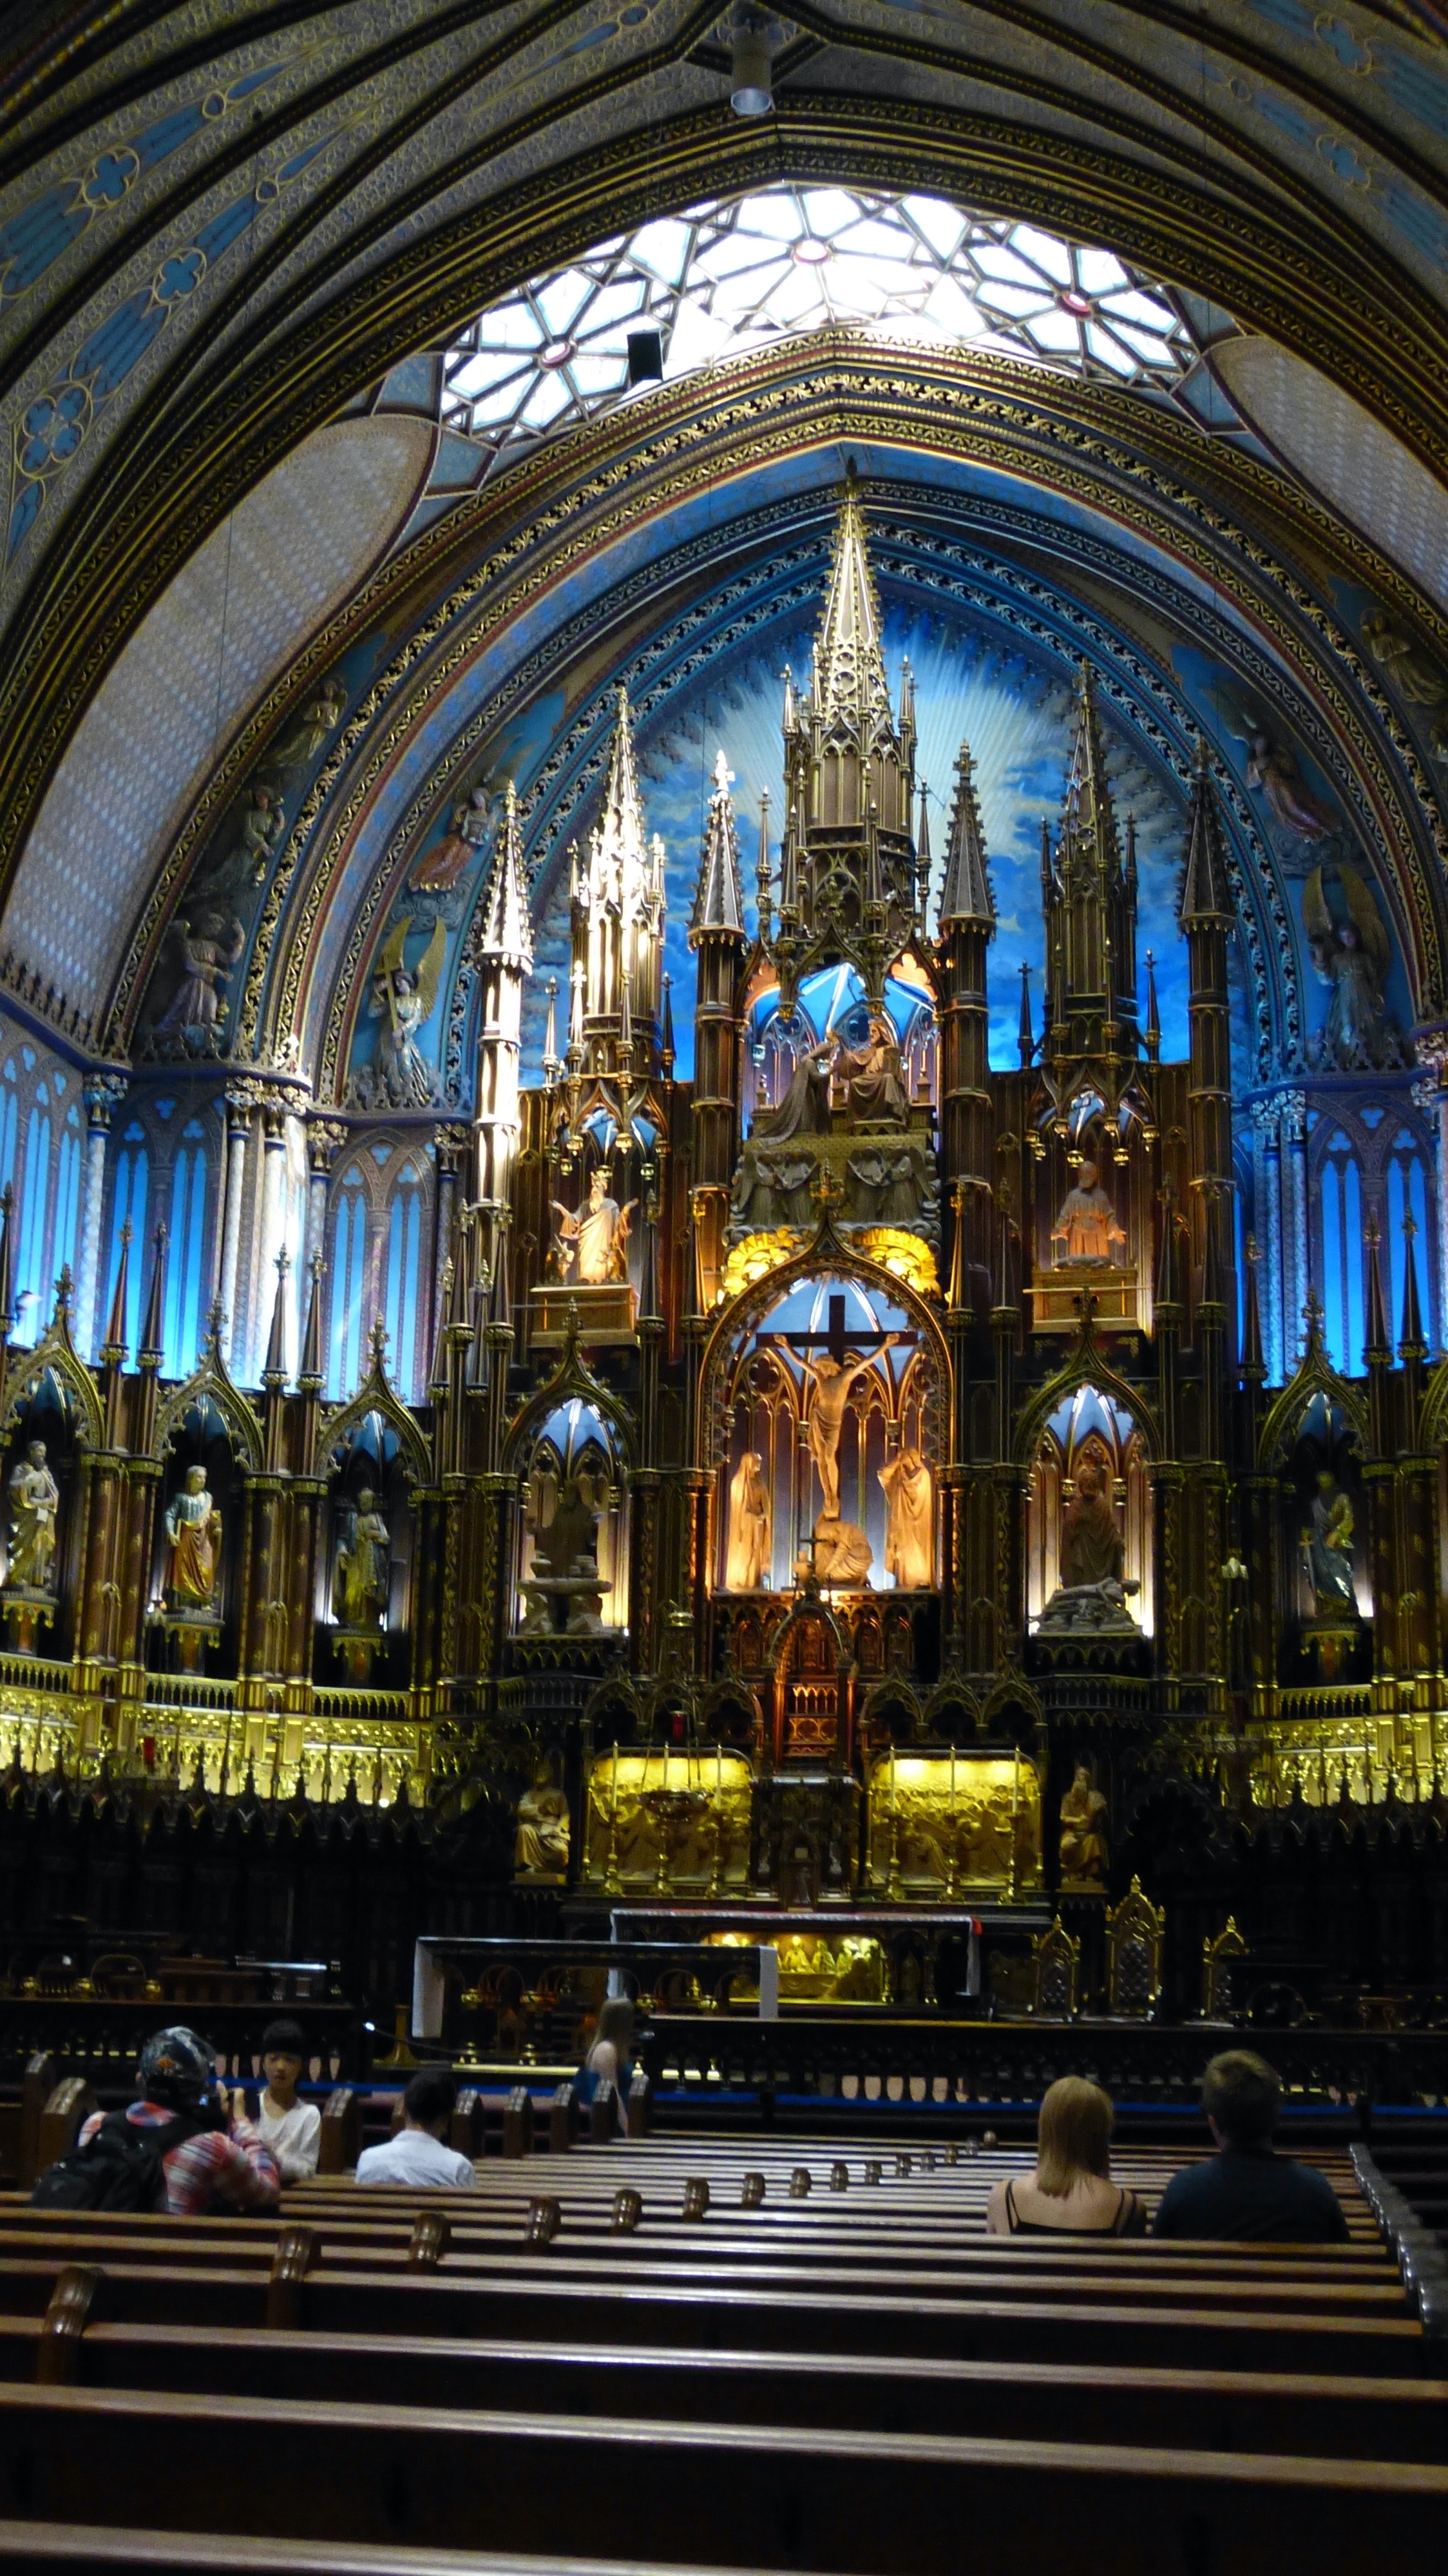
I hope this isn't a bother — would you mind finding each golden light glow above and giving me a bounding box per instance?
[857,1228,939,1297]
[719,1230,798,1299]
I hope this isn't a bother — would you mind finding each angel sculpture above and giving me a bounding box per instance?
[1361,614,1444,709]
[349,914,447,1107]
[1303,862,1404,1070]
[275,677,346,765]
[411,782,496,893]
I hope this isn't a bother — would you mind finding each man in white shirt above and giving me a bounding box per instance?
[354,2067,477,2187]
[253,2018,321,2184]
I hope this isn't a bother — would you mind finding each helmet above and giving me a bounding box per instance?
[137,2025,216,2110]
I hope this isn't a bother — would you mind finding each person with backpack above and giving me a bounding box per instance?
[38,2026,281,2215]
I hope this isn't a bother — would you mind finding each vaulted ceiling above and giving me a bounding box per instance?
[0,0,1445,1088]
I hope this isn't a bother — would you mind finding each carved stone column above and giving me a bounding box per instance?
[76,1075,128,1361]
[218,1090,254,1365]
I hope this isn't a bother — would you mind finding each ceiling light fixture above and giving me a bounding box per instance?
[730,8,777,116]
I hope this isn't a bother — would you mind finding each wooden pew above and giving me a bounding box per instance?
[0,2382,1438,2572]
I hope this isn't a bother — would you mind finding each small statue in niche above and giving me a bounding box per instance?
[1303,862,1404,1070]
[1052,1160,1127,1265]
[1058,1764,1109,1888]
[1302,1469,1357,1618]
[725,1450,772,1591]
[879,1446,933,1590]
[549,1166,636,1285]
[1039,1461,1140,1634]
[164,1465,222,1613]
[6,1441,58,1592]
[333,1486,390,1629]
[410,782,496,893]
[833,1013,910,1126]
[515,1759,571,1879]
[803,1516,873,1586]
[1244,728,1337,844]
[750,1041,832,1142]
[204,784,288,900]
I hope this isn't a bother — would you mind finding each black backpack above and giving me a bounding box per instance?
[30,2105,209,2211]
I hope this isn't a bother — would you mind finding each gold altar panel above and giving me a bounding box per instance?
[703,1929,886,2004]
[582,1748,753,1893]
[866,1752,1043,1897]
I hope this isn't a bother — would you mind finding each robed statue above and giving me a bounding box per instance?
[1302,1470,1356,1616]
[879,1447,933,1589]
[6,1442,58,1592]
[164,1466,221,1611]
[725,1450,772,1591]
[334,1486,390,1629]
[549,1167,636,1285]
[1038,1460,1140,1635]
[834,1013,909,1126]
[515,1763,571,1878]
[1303,863,1403,1071]
[1058,1765,1109,1887]
[1052,1160,1127,1265]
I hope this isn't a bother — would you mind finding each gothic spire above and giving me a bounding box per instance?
[938,740,995,929]
[811,461,892,732]
[138,1223,168,1369]
[477,779,533,969]
[262,1249,291,1389]
[1178,737,1234,927]
[1364,1215,1391,1361]
[100,1220,131,1365]
[689,749,747,942]
[299,1251,325,1390]
[1058,661,1121,879]
[1241,1236,1266,1381]
[1398,1214,1427,1361]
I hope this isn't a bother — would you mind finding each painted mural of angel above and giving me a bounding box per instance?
[352,914,447,1107]
[152,910,245,1046]
[1303,862,1404,1071]
[202,784,288,902]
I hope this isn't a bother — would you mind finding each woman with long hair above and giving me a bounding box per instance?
[984,2077,1145,2236]
[577,1997,635,2134]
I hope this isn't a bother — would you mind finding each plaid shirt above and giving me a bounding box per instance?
[79,2101,281,2215]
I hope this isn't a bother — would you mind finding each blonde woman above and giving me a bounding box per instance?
[985,2077,1146,2237]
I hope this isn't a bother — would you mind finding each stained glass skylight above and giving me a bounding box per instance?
[440,186,1199,471]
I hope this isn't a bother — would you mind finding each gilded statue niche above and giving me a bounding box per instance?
[1027,1382,1152,1641]
[582,1747,752,1896]
[709,1264,944,1604]
[866,1750,1043,1900]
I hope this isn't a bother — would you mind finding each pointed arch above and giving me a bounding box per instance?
[1258,1332,1369,1469]
[318,1367,431,1489]
[153,1340,264,1471]
[0,1300,104,1450]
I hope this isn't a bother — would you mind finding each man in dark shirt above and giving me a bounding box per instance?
[1152,2049,1351,2241]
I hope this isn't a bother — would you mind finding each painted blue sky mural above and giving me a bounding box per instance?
[522,597,1194,1084]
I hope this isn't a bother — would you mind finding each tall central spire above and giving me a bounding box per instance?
[1042,661,1138,1069]
[811,460,893,733]
[772,464,920,1007]
[571,685,666,1065]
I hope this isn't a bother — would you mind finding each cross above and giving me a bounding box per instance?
[778,1292,906,1369]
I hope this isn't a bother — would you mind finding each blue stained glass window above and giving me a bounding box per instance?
[1319,1133,1362,1375]
[384,1167,423,1400]
[53,1110,81,1282]
[0,1072,17,1197]
[1387,1139,1432,1347]
[106,1128,148,1359]
[164,1126,209,1376]
[330,1175,368,1399]
[16,1095,51,1330]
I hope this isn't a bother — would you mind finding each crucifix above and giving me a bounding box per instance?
[768,1294,914,1522]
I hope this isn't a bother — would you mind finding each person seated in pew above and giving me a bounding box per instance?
[354,2068,478,2188]
[576,1998,634,2135]
[252,2018,321,2183]
[984,2078,1147,2237]
[1152,2049,1349,2242]
[78,2025,281,2216]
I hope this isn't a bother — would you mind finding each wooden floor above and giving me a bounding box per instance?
[0,2136,1440,2574]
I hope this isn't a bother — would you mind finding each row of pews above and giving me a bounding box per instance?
[0,2132,1440,2571]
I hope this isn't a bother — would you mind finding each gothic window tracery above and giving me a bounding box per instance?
[1317,1127,1364,1377]
[15,1084,51,1331]
[105,1121,148,1357]
[163,1119,211,1379]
